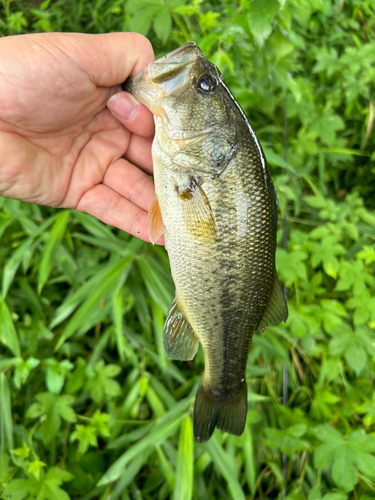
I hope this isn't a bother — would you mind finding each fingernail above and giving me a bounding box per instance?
[107,93,137,120]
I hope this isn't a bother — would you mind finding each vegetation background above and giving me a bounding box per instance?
[0,0,375,498]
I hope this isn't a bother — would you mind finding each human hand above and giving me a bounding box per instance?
[0,32,157,242]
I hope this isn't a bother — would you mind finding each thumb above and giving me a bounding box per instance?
[57,32,155,88]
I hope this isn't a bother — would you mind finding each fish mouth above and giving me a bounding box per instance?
[123,42,202,109]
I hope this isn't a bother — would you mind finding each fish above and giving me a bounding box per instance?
[124,42,288,443]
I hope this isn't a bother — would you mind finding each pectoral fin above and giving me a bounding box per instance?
[148,196,164,245]
[163,298,199,360]
[177,177,216,244]
[258,275,288,330]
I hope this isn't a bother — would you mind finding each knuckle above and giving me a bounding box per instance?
[128,209,144,237]
[128,174,150,204]
[102,192,122,218]
[129,33,154,60]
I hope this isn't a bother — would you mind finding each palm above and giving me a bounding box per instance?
[0,32,156,242]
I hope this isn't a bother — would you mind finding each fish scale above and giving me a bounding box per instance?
[124,41,288,442]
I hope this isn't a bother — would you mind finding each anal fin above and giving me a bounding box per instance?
[162,298,199,360]
[148,196,164,245]
[258,275,288,330]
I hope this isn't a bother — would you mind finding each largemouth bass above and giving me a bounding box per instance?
[124,42,288,443]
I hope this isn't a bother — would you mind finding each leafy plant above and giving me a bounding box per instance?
[0,0,375,498]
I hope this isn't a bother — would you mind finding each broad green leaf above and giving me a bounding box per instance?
[85,360,121,402]
[304,196,327,209]
[314,424,375,491]
[247,0,279,46]
[129,6,160,36]
[26,393,76,444]
[71,425,98,455]
[13,357,40,388]
[153,9,171,43]
[353,306,370,326]
[44,358,74,393]
[28,459,45,480]
[65,357,86,394]
[345,343,367,376]
[0,478,31,500]
[37,467,73,500]
[91,411,110,438]
[322,494,347,500]
[331,447,358,492]
[314,424,343,442]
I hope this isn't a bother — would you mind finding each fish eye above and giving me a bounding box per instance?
[197,75,218,95]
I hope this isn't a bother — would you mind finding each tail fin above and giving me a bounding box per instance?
[193,381,247,443]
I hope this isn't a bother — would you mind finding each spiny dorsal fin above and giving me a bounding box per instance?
[176,177,216,244]
[148,195,164,245]
[258,275,288,330]
[162,298,199,360]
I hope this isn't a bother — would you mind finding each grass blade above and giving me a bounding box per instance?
[244,425,256,494]
[155,446,175,491]
[0,293,20,357]
[0,374,13,450]
[319,147,370,156]
[203,436,246,500]
[112,289,125,361]
[72,232,126,253]
[109,452,150,500]
[138,256,174,314]
[50,262,117,328]
[55,258,133,350]
[263,147,296,172]
[38,210,70,293]
[2,238,34,297]
[73,211,118,240]
[151,303,168,369]
[174,416,194,500]
[98,397,192,486]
